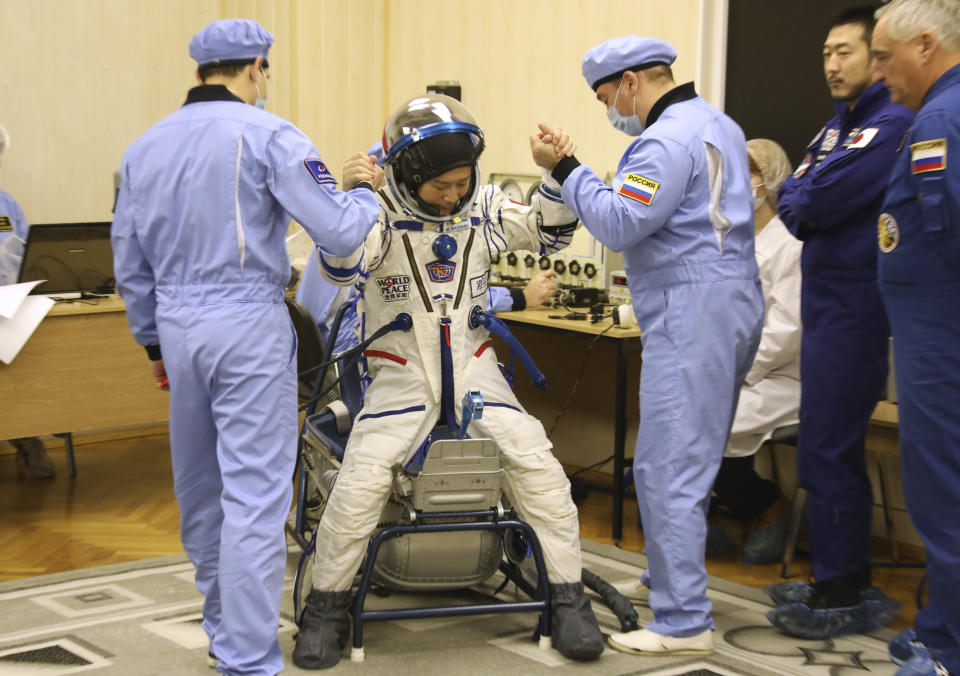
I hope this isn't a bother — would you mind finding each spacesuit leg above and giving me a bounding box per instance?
[466,354,602,660]
[295,362,436,669]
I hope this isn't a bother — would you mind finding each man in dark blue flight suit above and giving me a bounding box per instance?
[873,1,960,674]
[766,6,913,639]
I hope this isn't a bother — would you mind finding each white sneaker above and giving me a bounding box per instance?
[607,628,714,656]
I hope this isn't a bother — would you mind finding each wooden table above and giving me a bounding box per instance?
[497,307,642,543]
[0,295,169,445]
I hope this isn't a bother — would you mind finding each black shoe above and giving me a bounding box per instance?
[292,590,353,670]
[13,437,55,479]
[807,566,872,610]
[549,582,604,661]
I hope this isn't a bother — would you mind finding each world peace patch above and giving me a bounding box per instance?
[304,158,337,185]
[619,174,660,205]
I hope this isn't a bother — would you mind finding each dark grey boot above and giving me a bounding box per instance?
[549,582,604,660]
[292,590,353,670]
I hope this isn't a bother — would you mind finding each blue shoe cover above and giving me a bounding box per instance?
[763,581,814,606]
[766,589,902,639]
[743,510,790,565]
[706,523,734,557]
[895,654,953,676]
[890,628,942,666]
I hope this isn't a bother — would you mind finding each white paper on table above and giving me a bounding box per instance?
[0,280,45,319]
[0,291,55,364]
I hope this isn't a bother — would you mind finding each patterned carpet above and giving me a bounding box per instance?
[0,540,899,675]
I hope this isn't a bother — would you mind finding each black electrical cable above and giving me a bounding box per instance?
[545,322,614,439]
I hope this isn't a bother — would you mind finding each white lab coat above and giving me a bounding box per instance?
[726,215,802,457]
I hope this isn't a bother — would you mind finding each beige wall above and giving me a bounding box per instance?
[0,0,700,224]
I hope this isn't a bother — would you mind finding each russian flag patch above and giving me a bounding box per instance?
[910,139,947,174]
[304,158,337,185]
[619,173,660,205]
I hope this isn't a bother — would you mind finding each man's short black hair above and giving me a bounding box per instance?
[827,4,882,45]
[197,58,268,83]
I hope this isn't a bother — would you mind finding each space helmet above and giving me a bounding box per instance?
[381,94,485,223]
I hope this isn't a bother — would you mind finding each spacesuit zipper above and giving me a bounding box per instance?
[452,228,475,310]
[402,232,432,312]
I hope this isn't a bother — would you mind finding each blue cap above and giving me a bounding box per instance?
[189,19,274,69]
[582,36,677,91]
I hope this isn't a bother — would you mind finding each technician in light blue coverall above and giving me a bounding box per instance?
[111,20,381,676]
[873,2,960,674]
[531,36,763,656]
[0,122,57,479]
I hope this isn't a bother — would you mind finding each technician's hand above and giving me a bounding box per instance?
[150,359,169,391]
[369,163,386,192]
[342,153,379,191]
[523,270,558,309]
[530,130,561,170]
[538,123,576,158]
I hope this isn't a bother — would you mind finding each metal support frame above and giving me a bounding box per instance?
[350,509,552,659]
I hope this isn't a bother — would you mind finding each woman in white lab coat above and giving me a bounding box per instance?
[709,138,801,564]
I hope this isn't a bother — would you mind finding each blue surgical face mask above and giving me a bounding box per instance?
[606,79,643,136]
[254,67,267,110]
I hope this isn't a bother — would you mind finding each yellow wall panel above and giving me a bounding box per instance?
[0,0,700,223]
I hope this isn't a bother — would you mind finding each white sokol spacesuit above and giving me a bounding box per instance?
[293,95,604,670]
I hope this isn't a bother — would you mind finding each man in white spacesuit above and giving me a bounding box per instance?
[293,95,604,669]
[709,138,801,565]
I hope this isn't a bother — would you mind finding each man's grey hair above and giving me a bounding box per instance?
[876,0,960,51]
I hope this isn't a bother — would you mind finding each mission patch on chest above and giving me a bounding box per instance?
[619,173,660,205]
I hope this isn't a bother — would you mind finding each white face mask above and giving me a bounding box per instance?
[254,67,267,110]
[752,183,766,210]
[606,79,644,136]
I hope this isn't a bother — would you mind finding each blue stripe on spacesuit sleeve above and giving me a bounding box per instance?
[778,111,912,232]
[537,182,564,203]
[358,404,427,421]
[319,251,364,282]
[560,138,690,252]
[111,164,161,348]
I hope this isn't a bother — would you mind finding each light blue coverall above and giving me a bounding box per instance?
[0,190,28,285]
[112,84,379,676]
[555,83,763,636]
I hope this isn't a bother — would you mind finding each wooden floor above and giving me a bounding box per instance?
[0,429,925,631]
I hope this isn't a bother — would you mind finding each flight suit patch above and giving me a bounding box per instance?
[376,274,411,302]
[794,153,813,178]
[878,213,900,253]
[0,216,11,232]
[470,271,488,298]
[910,139,946,174]
[821,128,840,153]
[304,158,337,185]
[619,173,659,205]
[846,128,878,149]
[425,260,456,282]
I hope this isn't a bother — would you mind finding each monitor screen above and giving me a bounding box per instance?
[17,222,114,295]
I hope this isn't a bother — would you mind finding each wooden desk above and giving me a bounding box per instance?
[0,296,169,440]
[497,307,642,543]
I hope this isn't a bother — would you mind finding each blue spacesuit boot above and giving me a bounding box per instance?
[292,590,353,670]
[766,566,901,639]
